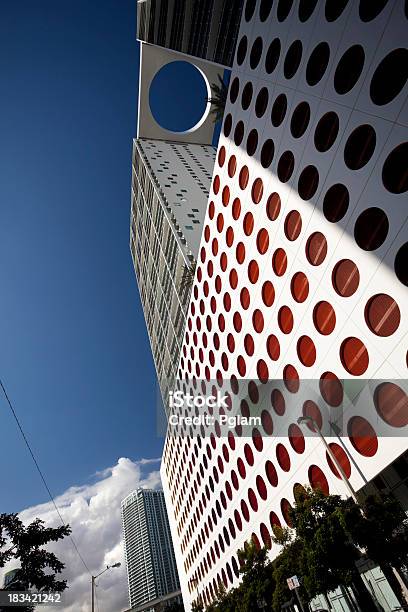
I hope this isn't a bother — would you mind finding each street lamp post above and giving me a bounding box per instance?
[91,563,121,612]
[297,415,359,503]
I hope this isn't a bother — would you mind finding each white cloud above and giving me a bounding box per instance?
[0,457,162,612]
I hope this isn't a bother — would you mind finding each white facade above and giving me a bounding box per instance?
[121,488,180,609]
[160,1,408,610]
[130,138,215,401]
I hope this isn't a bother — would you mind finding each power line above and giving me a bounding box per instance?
[0,377,92,577]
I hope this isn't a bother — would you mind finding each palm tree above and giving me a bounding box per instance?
[208,74,228,124]
[179,261,196,296]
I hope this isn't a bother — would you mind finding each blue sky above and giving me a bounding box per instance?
[0,0,210,513]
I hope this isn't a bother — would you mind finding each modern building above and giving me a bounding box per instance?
[121,488,181,610]
[136,0,244,67]
[160,0,408,610]
[130,138,215,404]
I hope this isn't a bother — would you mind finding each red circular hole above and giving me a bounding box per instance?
[340,337,369,376]
[281,498,293,527]
[348,416,378,457]
[308,465,329,494]
[217,213,224,233]
[273,248,287,276]
[218,146,226,167]
[297,335,316,367]
[237,355,246,375]
[332,259,360,297]
[306,232,327,265]
[313,301,336,335]
[213,175,220,194]
[267,334,280,361]
[302,400,322,431]
[285,210,302,241]
[253,309,264,333]
[239,166,249,189]
[236,242,246,264]
[222,186,230,206]
[243,212,254,236]
[232,197,241,219]
[256,475,267,500]
[244,334,254,356]
[248,260,259,283]
[252,178,264,203]
[283,364,299,392]
[291,272,309,303]
[320,372,343,407]
[265,460,278,486]
[261,410,273,435]
[248,488,258,511]
[326,443,351,479]
[288,423,305,453]
[374,382,408,428]
[257,228,269,254]
[240,287,250,309]
[271,388,285,415]
[260,523,271,549]
[228,155,237,177]
[257,359,269,383]
[278,306,293,334]
[229,268,238,288]
[276,443,290,471]
[364,293,400,337]
[262,281,275,306]
[233,311,242,331]
[226,227,234,247]
[266,192,281,220]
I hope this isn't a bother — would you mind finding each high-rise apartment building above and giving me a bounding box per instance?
[121,488,180,609]
[130,138,215,404]
[160,1,408,610]
[136,0,244,67]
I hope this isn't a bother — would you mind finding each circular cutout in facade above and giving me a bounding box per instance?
[306,42,330,86]
[314,112,339,152]
[382,143,408,194]
[344,124,376,170]
[261,139,275,168]
[365,293,400,336]
[340,337,369,376]
[334,45,365,94]
[323,183,349,222]
[370,49,408,106]
[265,38,281,74]
[298,165,319,200]
[149,61,209,132]
[290,101,310,138]
[284,40,303,79]
[374,382,408,428]
[354,207,389,251]
[271,93,287,126]
[348,416,378,457]
[394,242,408,286]
[332,259,360,296]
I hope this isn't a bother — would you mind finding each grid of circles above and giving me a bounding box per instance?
[163,0,408,606]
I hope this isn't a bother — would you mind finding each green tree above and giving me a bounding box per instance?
[343,493,408,608]
[0,513,71,612]
[271,535,305,612]
[208,75,228,124]
[291,487,378,612]
[234,538,275,611]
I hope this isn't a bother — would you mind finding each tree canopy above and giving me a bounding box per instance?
[0,513,71,612]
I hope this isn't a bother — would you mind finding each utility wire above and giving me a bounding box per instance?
[0,377,92,576]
